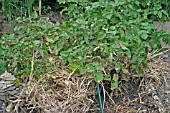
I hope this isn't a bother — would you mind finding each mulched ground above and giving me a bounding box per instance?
[1,57,169,113]
[0,11,170,113]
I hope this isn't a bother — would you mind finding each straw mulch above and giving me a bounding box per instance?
[4,57,170,113]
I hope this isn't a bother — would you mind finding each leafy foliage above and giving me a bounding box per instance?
[0,59,7,75]
[165,0,170,19]
[2,0,36,20]
[1,18,57,76]
[0,0,170,90]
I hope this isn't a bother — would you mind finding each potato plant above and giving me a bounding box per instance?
[0,0,170,90]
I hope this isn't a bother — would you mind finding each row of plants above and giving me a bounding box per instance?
[1,0,170,20]
[1,0,36,20]
[0,0,170,90]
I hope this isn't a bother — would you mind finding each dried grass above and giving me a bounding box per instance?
[8,58,170,113]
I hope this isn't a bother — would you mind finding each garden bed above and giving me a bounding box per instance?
[1,57,170,113]
[1,2,170,112]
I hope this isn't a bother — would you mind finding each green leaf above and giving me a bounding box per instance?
[0,60,7,75]
[85,63,95,73]
[105,13,112,19]
[47,89,54,93]
[138,70,144,76]
[33,40,41,45]
[77,56,83,60]
[79,67,86,74]
[60,51,69,57]
[115,63,121,71]
[9,33,14,38]
[120,44,128,50]
[141,34,148,40]
[125,50,131,58]
[96,65,104,71]
[69,62,80,76]
[92,2,100,8]
[104,75,111,81]
[111,80,118,90]
[94,72,103,83]
[98,32,106,40]
[158,11,162,18]
[69,62,80,68]
[69,67,79,76]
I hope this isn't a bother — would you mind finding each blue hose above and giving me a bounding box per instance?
[97,83,104,113]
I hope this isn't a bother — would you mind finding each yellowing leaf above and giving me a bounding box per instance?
[49,57,54,62]
[113,73,119,81]
[122,68,129,74]
[46,38,54,42]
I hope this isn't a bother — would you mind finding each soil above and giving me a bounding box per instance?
[0,11,66,37]
[154,21,170,34]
